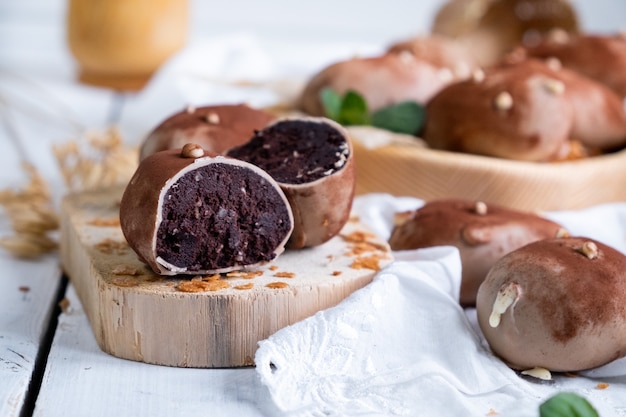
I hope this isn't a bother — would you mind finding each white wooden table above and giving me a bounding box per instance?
[1,0,625,416]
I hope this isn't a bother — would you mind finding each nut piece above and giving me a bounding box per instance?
[438,67,454,83]
[472,68,485,83]
[555,227,570,238]
[181,143,204,159]
[489,281,520,328]
[521,367,552,380]
[545,57,562,71]
[494,91,513,110]
[547,28,571,44]
[581,241,599,259]
[398,50,414,64]
[474,201,488,215]
[543,78,565,95]
[205,112,220,124]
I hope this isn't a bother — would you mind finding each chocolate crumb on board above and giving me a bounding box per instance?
[18,286,30,293]
[332,271,342,276]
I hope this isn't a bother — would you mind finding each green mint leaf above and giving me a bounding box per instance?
[539,393,599,417]
[371,101,426,135]
[338,90,370,125]
[319,88,370,126]
[320,87,342,120]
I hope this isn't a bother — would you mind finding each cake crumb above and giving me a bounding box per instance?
[274,271,296,278]
[347,241,387,256]
[268,265,279,271]
[234,283,254,290]
[596,382,610,390]
[332,271,342,276]
[111,276,139,287]
[95,238,128,255]
[201,274,221,281]
[486,409,498,416]
[112,264,142,275]
[177,277,230,292]
[58,297,70,313]
[88,218,120,227]
[350,255,382,271]
[18,286,30,293]
[266,281,289,289]
[341,231,376,244]
[226,270,263,279]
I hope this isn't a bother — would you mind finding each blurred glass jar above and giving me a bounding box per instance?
[67,0,188,90]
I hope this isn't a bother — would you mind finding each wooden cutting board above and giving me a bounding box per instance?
[59,186,392,368]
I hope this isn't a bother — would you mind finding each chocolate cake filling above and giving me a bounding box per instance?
[155,163,292,271]
[227,120,350,184]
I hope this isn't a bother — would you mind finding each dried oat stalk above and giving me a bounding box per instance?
[1,126,138,259]
[53,126,138,192]
[0,163,59,258]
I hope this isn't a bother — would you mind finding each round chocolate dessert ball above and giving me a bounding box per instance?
[389,199,565,306]
[227,117,355,249]
[139,104,275,161]
[476,237,626,372]
[120,143,294,275]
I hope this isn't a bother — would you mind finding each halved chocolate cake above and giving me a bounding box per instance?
[120,144,294,275]
[226,117,355,249]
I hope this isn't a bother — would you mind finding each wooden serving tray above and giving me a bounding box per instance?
[348,126,626,211]
[60,186,391,368]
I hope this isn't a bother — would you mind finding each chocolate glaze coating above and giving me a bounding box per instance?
[388,199,563,306]
[298,51,467,118]
[432,0,579,66]
[423,58,626,161]
[386,34,477,79]
[139,104,275,161]
[476,237,626,372]
[524,32,626,97]
[120,147,293,275]
[227,117,355,249]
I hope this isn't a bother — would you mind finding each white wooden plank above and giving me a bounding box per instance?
[0,252,62,417]
[34,284,283,417]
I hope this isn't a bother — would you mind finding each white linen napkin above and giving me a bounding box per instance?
[255,194,626,417]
